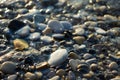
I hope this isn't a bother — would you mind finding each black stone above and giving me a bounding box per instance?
[24,56,33,65]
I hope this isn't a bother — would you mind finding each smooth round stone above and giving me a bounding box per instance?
[24,72,36,80]
[48,20,64,33]
[56,69,65,76]
[7,74,17,80]
[49,76,60,80]
[42,26,52,35]
[69,52,80,59]
[48,49,68,66]
[35,72,43,79]
[0,61,16,74]
[95,27,106,35]
[67,71,76,80]
[73,36,85,44]
[90,63,98,71]
[74,28,85,35]
[83,53,93,59]
[15,25,30,37]
[33,14,45,23]
[109,62,118,70]
[52,34,65,40]
[60,21,73,30]
[29,32,40,40]
[41,36,53,43]
[37,23,47,31]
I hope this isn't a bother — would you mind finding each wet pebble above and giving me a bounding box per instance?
[29,32,40,40]
[48,76,60,80]
[24,72,36,80]
[48,49,68,66]
[7,74,17,80]
[108,62,118,70]
[52,34,65,40]
[48,20,64,33]
[60,21,73,30]
[56,69,65,76]
[73,36,85,44]
[83,53,93,59]
[0,61,16,74]
[41,36,53,44]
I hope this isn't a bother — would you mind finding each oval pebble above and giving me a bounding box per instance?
[24,72,36,80]
[52,34,65,40]
[83,53,93,59]
[48,20,64,33]
[109,62,118,70]
[29,32,40,40]
[48,49,68,66]
[41,36,53,44]
[0,61,16,74]
[7,74,17,80]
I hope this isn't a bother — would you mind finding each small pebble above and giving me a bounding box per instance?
[83,53,93,59]
[56,69,65,76]
[73,36,85,44]
[48,76,60,80]
[60,21,73,30]
[24,72,36,80]
[7,74,17,80]
[29,32,40,40]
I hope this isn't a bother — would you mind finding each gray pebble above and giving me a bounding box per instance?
[60,21,73,30]
[85,58,97,64]
[83,53,93,59]
[7,74,17,80]
[29,32,40,40]
[15,25,30,37]
[41,36,53,44]
[37,23,47,31]
[48,20,64,33]
[67,71,76,80]
[48,49,68,66]
[52,34,65,40]
[33,14,45,23]
[1,61,16,74]
[95,27,107,35]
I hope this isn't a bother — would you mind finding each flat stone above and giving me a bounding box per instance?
[52,34,65,40]
[60,21,73,30]
[0,61,16,74]
[33,14,45,23]
[41,36,53,43]
[48,49,68,66]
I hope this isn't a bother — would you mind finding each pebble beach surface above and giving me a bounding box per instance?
[0,0,120,80]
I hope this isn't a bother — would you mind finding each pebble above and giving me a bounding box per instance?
[48,20,64,33]
[47,71,56,79]
[41,36,53,44]
[56,69,65,76]
[60,21,73,30]
[69,59,82,71]
[0,61,16,74]
[48,49,68,66]
[108,62,118,70]
[42,26,52,35]
[73,36,85,44]
[48,76,60,80]
[95,27,107,35]
[35,72,43,79]
[15,25,30,37]
[77,63,89,73]
[33,14,45,23]
[29,32,40,40]
[90,63,98,71]
[37,23,47,31]
[7,74,17,80]
[69,52,80,59]
[83,53,93,59]
[74,28,85,35]
[24,72,36,80]
[52,34,65,40]
[86,58,97,64]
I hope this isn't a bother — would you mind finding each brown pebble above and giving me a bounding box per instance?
[90,63,98,71]
[73,36,85,44]
[109,62,118,70]
[69,52,80,59]
[36,62,49,70]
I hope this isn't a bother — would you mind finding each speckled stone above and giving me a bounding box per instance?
[0,61,16,74]
[48,49,68,66]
